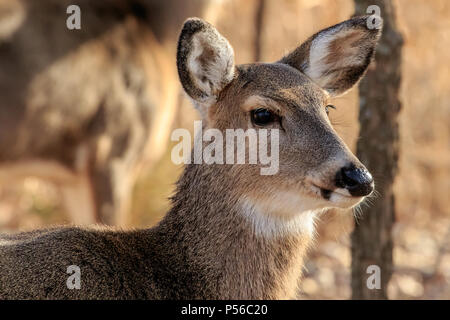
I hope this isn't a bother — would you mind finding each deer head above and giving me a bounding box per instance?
[176,16,381,225]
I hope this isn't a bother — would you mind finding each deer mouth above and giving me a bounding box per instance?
[306,181,366,208]
[310,182,353,201]
[319,187,333,200]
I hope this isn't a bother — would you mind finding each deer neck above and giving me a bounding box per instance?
[154,163,316,299]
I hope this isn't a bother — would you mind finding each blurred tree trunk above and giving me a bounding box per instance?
[351,0,403,299]
[253,0,266,61]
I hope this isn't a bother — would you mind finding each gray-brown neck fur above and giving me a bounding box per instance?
[0,162,308,299]
[144,163,304,299]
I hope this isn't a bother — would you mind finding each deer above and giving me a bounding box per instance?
[0,0,216,227]
[0,16,381,299]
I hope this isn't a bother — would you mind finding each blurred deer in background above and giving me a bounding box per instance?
[0,0,218,226]
[0,16,380,299]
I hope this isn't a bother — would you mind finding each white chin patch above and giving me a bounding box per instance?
[239,195,320,239]
[332,187,352,197]
[328,188,364,208]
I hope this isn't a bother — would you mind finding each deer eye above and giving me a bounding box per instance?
[325,104,336,116]
[251,108,276,126]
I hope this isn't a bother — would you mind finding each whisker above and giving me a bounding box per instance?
[352,204,365,225]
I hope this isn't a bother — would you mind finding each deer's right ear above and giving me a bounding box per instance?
[177,18,235,107]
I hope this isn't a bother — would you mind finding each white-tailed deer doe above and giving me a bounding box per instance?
[0,16,381,299]
[0,0,214,226]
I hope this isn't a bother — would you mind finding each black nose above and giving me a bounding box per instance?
[336,164,374,197]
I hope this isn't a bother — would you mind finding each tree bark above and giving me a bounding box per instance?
[351,0,403,299]
[253,0,266,62]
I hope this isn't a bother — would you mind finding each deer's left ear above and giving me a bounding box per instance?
[280,16,382,97]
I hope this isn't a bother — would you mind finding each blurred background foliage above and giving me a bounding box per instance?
[0,0,448,299]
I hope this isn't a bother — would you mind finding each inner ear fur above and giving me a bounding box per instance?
[279,15,382,96]
[177,18,235,105]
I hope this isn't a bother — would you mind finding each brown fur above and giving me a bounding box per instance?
[0,0,214,226]
[0,163,311,299]
[280,15,381,95]
[0,16,381,299]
